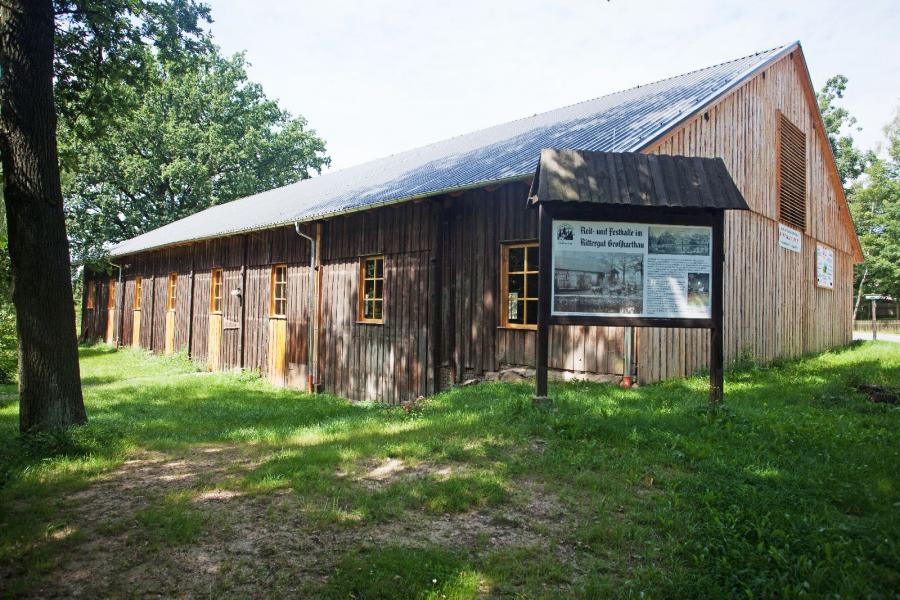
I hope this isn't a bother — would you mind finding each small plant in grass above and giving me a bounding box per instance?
[323,545,482,599]
[236,368,261,383]
[134,492,208,547]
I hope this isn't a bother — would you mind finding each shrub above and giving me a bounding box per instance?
[0,302,16,384]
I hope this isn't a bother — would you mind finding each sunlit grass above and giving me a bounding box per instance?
[0,342,898,597]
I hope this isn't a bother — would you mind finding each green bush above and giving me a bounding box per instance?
[0,302,15,384]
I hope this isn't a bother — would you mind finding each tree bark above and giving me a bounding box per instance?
[0,0,86,431]
[853,265,868,321]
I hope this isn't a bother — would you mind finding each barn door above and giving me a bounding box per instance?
[267,265,287,386]
[132,276,142,348]
[164,273,177,354]
[208,268,224,370]
[132,311,141,348]
[105,279,117,344]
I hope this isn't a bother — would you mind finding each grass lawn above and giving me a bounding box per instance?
[0,343,898,598]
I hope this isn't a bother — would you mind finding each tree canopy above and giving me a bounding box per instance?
[848,108,900,303]
[53,0,211,162]
[63,49,330,261]
[817,75,875,188]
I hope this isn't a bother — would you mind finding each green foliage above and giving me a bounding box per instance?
[1,343,898,597]
[816,75,875,187]
[849,105,900,301]
[53,0,212,166]
[0,208,15,383]
[61,46,330,262]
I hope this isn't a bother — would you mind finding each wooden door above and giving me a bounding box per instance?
[165,310,176,354]
[105,279,117,344]
[208,313,223,371]
[267,264,288,386]
[105,309,116,344]
[132,311,141,348]
[267,318,286,386]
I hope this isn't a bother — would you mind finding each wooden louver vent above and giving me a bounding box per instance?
[778,113,807,231]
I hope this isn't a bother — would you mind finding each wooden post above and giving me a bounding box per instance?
[116,266,125,348]
[186,247,195,358]
[239,235,248,368]
[430,199,444,394]
[534,203,551,404]
[709,211,725,405]
[148,274,156,350]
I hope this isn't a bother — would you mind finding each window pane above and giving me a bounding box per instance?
[373,300,382,320]
[508,273,525,296]
[507,299,524,324]
[526,246,539,271]
[375,279,383,300]
[526,274,539,299]
[525,300,537,325]
[364,279,375,299]
[365,259,376,278]
[375,258,383,278]
[508,247,525,272]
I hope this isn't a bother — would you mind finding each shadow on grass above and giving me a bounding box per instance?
[77,345,118,359]
[1,342,898,597]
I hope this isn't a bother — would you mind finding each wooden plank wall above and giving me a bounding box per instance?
[638,51,854,381]
[442,183,624,381]
[80,270,112,343]
[318,201,433,403]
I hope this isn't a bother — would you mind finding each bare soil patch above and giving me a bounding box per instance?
[20,449,575,598]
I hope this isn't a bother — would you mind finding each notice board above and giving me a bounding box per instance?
[551,220,713,320]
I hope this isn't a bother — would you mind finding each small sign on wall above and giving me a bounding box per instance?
[778,223,802,253]
[816,244,834,289]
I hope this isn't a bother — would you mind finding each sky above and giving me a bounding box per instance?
[203,0,900,173]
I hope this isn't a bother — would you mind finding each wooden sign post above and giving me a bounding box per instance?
[528,149,748,407]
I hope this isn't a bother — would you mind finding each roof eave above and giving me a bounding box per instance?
[109,172,534,258]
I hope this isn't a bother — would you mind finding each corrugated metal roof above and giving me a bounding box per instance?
[529,149,750,210]
[110,43,793,257]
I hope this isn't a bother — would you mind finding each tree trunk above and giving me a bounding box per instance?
[853,265,868,321]
[0,0,86,431]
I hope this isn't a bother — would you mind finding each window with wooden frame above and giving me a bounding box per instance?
[107,279,117,310]
[500,242,539,329]
[210,268,223,313]
[270,264,287,317]
[134,277,142,310]
[358,256,384,323]
[778,112,807,232]
[166,273,177,311]
[86,280,95,310]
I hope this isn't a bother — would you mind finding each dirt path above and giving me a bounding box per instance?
[21,446,574,598]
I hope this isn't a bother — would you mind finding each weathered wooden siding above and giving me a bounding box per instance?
[318,201,433,403]
[441,183,625,381]
[80,51,856,401]
[638,51,854,381]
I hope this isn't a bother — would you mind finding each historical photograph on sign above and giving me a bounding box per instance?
[687,272,711,310]
[551,220,713,319]
[649,226,711,255]
[553,251,644,314]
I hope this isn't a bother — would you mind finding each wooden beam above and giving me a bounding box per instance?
[534,203,551,403]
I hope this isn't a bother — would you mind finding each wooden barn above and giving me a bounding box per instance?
[81,42,863,403]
